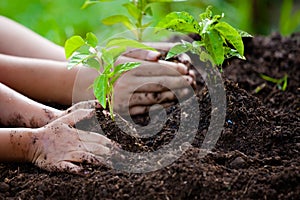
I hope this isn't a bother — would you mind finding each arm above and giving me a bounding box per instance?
[0,128,35,162]
[0,16,65,61]
[0,54,79,105]
[0,82,62,127]
[0,110,116,174]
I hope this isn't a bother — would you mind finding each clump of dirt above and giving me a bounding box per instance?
[0,33,299,199]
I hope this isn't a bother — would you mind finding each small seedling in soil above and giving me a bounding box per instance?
[83,0,186,41]
[258,73,288,92]
[65,0,187,118]
[64,32,155,118]
[156,6,252,66]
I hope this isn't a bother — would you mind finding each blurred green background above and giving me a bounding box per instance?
[1,0,299,46]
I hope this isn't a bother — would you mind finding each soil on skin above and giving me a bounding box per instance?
[0,33,299,199]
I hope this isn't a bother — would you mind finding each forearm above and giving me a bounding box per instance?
[0,16,65,61]
[0,83,62,127]
[0,53,78,105]
[0,128,35,162]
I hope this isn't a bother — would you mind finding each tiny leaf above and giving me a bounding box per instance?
[214,22,244,55]
[102,15,135,31]
[156,11,200,33]
[64,36,85,59]
[67,53,90,69]
[86,32,98,47]
[166,43,192,60]
[93,75,108,109]
[114,62,140,74]
[123,3,140,20]
[101,48,115,67]
[106,37,156,51]
[106,46,127,61]
[86,58,100,70]
[204,29,224,65]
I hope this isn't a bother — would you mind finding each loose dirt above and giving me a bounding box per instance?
[0,33,299,199]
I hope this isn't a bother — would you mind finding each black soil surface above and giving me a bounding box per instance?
[1,33,299,199]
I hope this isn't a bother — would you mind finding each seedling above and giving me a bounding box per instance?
[65,0,186,117]
[92,0,186,41]
[64,32,155,118]
[260,74,288,91]
[156,6,252,66]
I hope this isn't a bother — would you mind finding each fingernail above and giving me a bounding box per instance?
[178,63,188,74]
[146,51,161,61]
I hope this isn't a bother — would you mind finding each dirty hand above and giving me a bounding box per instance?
[113,42,195,115]
[28,108,116,174]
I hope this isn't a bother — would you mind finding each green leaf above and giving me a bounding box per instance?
[110,62,140,85]
[106,46,127,61]
[106,38,156,51]
[123,3,141,20]
[64,36,85,59]
[157,12,201,33]
[86,32,98,47]
[281,74,288,91]
[237,29,252,38]
[81,0,113,9]
[166,43,192,60]
[102,15,135,31]
[214,22,244,56]
[101,48,115,67]
[204,29,224,65]
[86,58,100,70]
[224,47,245,60]
[199,51,212,62]
[147,0,187,2]
[114,62,140,74]
[260,74,280,83]
[199,5,213,20]
[67,53,89,69]
[93,75,108,109]
[144,5,153,16]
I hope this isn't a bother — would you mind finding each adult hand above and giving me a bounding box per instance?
[28,107,117,174]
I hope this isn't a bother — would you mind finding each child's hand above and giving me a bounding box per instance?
[113,60,194,115]
[28,108,117,174]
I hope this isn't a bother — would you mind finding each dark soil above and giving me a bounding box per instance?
[1,33,299,200]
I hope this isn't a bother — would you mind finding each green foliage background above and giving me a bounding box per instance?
[1,0,299,46]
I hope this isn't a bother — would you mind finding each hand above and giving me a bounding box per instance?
[114,42,195,115]
[72,43,196,116]
[113,59,194,115]
[28,107,117,174]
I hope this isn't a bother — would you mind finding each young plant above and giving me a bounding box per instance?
[64,32,155,117]
[156,6,252,66]
[260,74,288,91]
[82,0,186,41]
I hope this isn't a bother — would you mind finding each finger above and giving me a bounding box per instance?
[133,75,193,92]
[116,57,188,75]
[129,88,192,106]
[123,48,161,61]
[129,101,176,116]
[38,160,83,174]
[131,62,188,76]
[67,100,97,113]
[143,42,179,52]
[177,53,192,64]
[66,151,108,165]
[57,109,95,126]
[78,130,114,147]
[188,69,197,88]
[158,60,188,75]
